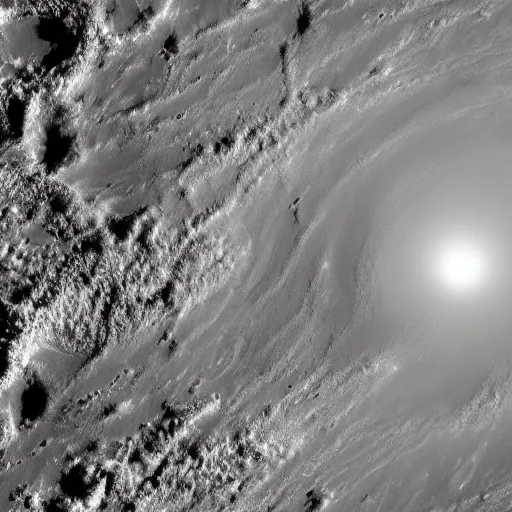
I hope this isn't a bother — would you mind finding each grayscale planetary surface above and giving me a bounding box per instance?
[1,0,512,511]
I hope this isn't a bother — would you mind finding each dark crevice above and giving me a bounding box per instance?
[305,489,324,511]
[6,95,26,139]
[108,206,147,241]
[49,192,69,214]
[160,280,175,306]
[43,122,75,173]
[10,284,32,304]
[296,2,311,36]
[162,31,179,59]
[79,232,104,255]
[37,17,82,71]
[43,497,66,512]
[20,374,49,423]
[369,66,379,77]
[103,471,116,496]
[0,300,21,342]
[103,402,117,417]
[214,133,235,155]
[279,42,289,106]
[131,6,154,31]
[59,463,92,500]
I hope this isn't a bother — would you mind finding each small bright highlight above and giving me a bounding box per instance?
[436,242,486,292]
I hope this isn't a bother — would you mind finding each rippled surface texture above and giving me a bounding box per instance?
[1,0,512,510]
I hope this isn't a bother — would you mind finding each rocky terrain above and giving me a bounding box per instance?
[2,0,512,510]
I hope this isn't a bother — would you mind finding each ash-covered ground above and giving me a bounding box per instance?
[2,0,512,511]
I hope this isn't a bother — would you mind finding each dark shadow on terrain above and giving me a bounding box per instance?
[43,120,75,173]
[20,374,49,423]
[59,462,93,500]
[6,95,25,139]
[162,30,179,60]
[36,17,82,72]
[296,2,311,36]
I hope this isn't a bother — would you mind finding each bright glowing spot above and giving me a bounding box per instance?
[436,242,486,292]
